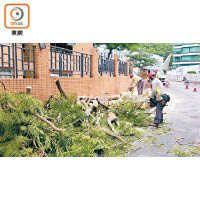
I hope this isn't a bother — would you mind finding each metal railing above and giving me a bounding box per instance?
[50,46,92,77]
[98,55,115,76]
[0,43,36,78]
[118,60,127,75]
[167,74,200,82]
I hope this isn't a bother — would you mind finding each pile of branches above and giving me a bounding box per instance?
[0,80,153,157]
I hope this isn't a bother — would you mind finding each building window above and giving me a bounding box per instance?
[50,43,73,52]
[189,46,200,53]
[181,56,191,61]
[173,48,182,54]
[181,55,200,61]
[182,47,189,53]
[173,57,180,62]
[22,43,34,62]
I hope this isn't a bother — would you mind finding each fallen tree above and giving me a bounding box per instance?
[0,85,153,157]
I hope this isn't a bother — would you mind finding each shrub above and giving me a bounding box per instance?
[187,71,196,74]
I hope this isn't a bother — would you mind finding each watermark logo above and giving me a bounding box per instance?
[4,4,30,29]
[10,7,24,21]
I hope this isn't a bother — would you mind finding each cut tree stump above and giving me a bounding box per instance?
[55,79,68,99]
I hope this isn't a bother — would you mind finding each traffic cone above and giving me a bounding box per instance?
[193,87,197,92]
[166,81,169,88]
[185,85,189,89]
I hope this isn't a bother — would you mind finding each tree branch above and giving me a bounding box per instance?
[0,81,6,91]
[34,113,65,132]
[101,127,129,144]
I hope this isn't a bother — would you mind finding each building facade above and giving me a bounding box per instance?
[172,43,200,69]
[0,43,133,101]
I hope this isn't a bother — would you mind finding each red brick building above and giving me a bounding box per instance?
[0,43,133,101]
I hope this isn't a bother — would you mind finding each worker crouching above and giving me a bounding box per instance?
[129,74,144,95]
[149,73,170,128]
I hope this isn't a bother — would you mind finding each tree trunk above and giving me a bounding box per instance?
[55,79,68,99]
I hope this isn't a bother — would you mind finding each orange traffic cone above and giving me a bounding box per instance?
[166,81,169,88]
[185,85,189,89]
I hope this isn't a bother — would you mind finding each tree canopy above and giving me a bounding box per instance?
[94,43,173,68]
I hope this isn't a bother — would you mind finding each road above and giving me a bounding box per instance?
[129,81,200,157]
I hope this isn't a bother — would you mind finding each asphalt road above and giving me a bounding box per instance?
[129,81,200,157]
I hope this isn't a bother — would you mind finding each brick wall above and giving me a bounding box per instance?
[0,43,134,101]
[73,43,94,55]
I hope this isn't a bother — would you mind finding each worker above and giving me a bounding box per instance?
[129,74,144,95]
[149,73,170,128]
[154,69,161,79]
